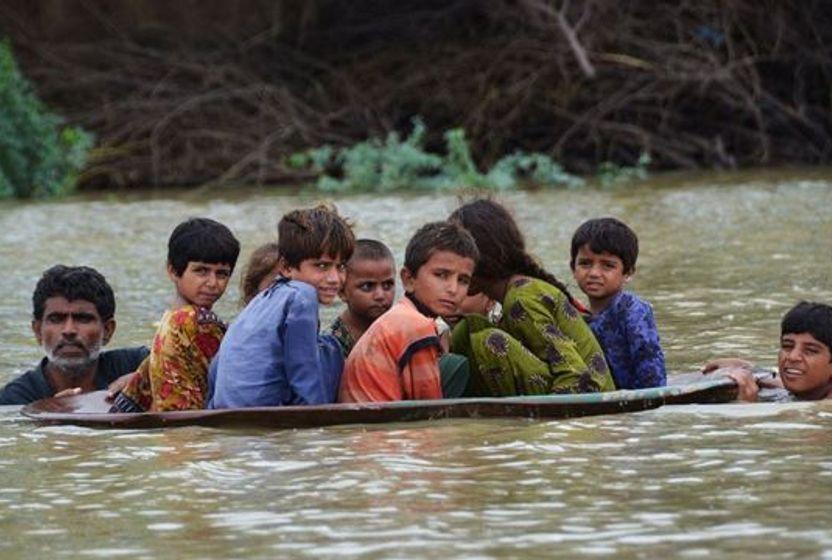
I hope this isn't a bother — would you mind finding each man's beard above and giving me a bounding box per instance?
[44,340,102,378]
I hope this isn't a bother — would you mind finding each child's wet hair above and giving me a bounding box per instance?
[278,204,355,267]
[350,239,395,268]
[449,198,576,303]
[781,301,832,357]
[167,217,240,276]
[569,217,639,274]
[240,242,281,306]
[404,221,478,275]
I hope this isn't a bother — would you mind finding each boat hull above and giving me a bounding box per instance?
[20,377,739,429]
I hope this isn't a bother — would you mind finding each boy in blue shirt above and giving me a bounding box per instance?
[208,204,355,408]
[570,218,666,389]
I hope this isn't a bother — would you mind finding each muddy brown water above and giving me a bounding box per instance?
[1,171,830,558]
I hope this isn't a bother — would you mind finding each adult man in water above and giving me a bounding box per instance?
[0,265,148,405]
[703,301,832,402]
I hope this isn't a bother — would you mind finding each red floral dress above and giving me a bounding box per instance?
[115,305,226,412]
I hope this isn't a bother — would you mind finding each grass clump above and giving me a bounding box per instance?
[0,40,93,199]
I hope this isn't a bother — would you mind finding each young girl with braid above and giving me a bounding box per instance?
[448,199,615,396]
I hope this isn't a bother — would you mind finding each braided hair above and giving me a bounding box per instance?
[449,198,577,305]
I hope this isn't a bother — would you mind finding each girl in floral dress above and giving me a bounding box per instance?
[110,218,240,412]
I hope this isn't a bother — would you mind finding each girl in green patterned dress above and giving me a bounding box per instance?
[449,199,615,396]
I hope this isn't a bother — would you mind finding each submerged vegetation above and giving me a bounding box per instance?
[0,41,92,199]
[287,119,588,193]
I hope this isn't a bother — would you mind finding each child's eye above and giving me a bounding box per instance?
[359,282,374,291]
[337,264,347,273]
[382,281,395,290]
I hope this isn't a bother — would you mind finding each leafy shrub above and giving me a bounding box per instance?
[287,118,589,193]
[0,40,93,199]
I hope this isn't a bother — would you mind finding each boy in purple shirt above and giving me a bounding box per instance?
[570,218,666,389]
[208,205,355,408]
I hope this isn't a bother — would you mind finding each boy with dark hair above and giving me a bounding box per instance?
[208,204,355,408]
[329,239,397,356]
[339,221,478,403]
[0,265,148,405]
[569,217,666,389]
[704,301,832,401]
[110,217,240,412]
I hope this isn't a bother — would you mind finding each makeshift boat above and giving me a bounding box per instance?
[21,376,743,429]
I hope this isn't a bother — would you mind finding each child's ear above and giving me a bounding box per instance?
[400,267,415,293]
[276,257,293,278]
[624,266,636,282]
[166,263,179,282]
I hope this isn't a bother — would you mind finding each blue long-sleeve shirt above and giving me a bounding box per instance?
[587,291,666,389]
[207,278,343,408]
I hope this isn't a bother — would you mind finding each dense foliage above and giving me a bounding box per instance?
[1,1,830,190]
[0,40,92,198]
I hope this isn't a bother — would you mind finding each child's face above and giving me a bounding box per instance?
[778,332,832,396]
[401,250,475,317]
[571,245,628,303]
[342,258,396,322]
[169,261,233,309]
[281,254,346,305]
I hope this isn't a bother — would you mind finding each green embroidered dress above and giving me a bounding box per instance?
[451,277,615,396]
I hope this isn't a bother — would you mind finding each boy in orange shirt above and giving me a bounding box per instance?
[339,221,479,403]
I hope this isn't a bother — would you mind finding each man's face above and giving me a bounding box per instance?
[341,258,396,323]
[32,297,115,376]
[778,332,832,396]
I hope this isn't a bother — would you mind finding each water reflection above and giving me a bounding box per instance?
[0,172,831,557]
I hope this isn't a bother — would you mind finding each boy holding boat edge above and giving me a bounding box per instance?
[704,301,832,402]
[569,217,666,389]
[109,218,240,412]
[208,204,354,408]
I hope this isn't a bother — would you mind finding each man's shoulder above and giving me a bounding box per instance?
[0,363,50,405]
[99,346,150,371]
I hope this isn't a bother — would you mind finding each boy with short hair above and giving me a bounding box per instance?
[208,204,355,408]
[329,239,397,357]
[705,301,832,402]
[339,221,478,403]
[111,218,240,412]
[570,217,666,389]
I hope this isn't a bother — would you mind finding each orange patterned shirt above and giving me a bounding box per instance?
[338,298,442,403]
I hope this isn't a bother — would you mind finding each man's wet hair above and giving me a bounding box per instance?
[570,217,639,274]
[781,301,832,358]
[350,239,395,267]
[404,221,478,275]
[32,265,116,321]
[278,204,355,267]
[168,217,241,276]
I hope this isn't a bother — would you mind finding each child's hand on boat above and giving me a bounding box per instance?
[105,372,135,402]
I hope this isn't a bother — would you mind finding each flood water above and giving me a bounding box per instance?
[1,170,831,558]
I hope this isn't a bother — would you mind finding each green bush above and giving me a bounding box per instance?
[0,40,93,199]
[287,118,588,193]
